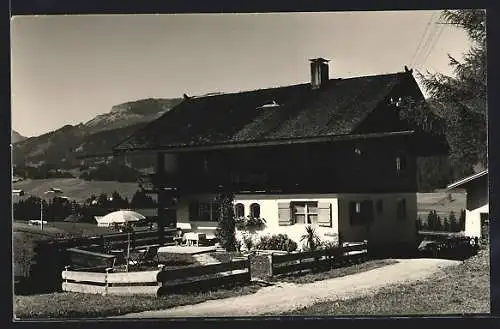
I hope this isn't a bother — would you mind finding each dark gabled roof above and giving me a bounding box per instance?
[113,71,415,153]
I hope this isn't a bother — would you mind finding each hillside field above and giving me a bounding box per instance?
[12,178,466,216]
[12,178,143,203]
[416,191,466,219]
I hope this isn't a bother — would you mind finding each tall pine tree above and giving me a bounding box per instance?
[417,10,487,179]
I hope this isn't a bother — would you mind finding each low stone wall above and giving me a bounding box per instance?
[248,253,272,281]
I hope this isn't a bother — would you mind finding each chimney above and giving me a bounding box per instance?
[310,58,330,90]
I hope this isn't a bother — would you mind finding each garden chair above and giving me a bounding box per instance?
[128,245,160,268]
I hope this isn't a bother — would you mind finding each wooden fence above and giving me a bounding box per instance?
[66,248,117,271]
[270,242,369,276]
[62,267,162,296]
[36,228,177,253]
[23,228,177,294]
[62,259,250,296]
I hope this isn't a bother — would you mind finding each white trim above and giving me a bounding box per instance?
[447,170,488,190]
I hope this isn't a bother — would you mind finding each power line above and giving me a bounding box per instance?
[414,19,440,67]
[410,13,437,68]
[420,24,445,69]
[413,18,442,69]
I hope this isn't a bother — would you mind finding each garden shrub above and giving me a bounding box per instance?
[255,234,298,252]
[242,233,255,251]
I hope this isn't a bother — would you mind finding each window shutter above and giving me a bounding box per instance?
[278,202,292,226]
[318,202,332,227]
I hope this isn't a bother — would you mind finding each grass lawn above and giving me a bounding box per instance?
[14,283,263,319]
[280,247,490,316]
[271,259,399,284]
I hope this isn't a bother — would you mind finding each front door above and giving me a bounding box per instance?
[480,213,489,242]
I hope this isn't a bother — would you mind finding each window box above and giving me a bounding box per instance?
[235,215,266,230]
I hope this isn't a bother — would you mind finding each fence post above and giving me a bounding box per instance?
[157,264,165,288]
[269,254,273,277]
[104,267,111,296]
[63,265,70,284]
[247,259,251,281]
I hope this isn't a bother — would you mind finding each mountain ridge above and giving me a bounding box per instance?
[12,97,183,168]
[12,130,27,144]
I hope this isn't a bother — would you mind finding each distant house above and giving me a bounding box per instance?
[104,58,448,252]
[447,169,489,240]
[48,188,63,194]
[12,189,25,196]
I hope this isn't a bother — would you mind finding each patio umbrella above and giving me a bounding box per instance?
[100,210,145,271]
[99,210,145,226]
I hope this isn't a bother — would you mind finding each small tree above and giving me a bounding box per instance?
[459,209,466,231]
[435,214,443,231]
[215,190,237,252]
[427,210,438,230]
[449,211,458,232]
[443,217,450,231]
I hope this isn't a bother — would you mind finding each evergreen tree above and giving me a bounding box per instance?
[97,193,109,207]
[459,209,466,231]
[443,217,450,232]
[435,214,443,231]
[215,190,237,252]
[417,9,487,178]
[449,210,458,232]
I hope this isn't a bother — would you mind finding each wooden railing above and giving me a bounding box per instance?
[66,248,117,272]
[157,259,250,294]
[270,241,369,276]
[35,228,177,254]
[62,267,162,296]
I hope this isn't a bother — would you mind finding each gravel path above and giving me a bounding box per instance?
[113,258,460,318]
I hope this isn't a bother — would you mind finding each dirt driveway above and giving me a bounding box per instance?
[114,258,461,318]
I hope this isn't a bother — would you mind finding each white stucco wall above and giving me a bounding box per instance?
[465,203,489,238]
[175,192,418,249]
[337,193,418,246]
[233,194,340,250]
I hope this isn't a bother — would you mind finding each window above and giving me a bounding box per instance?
[349,201,361,225]
[249,203,261,218]
[234,203,245,218]
[349,200,374,225]
[189,200,220,222]
[377,200,383,213]
[396,198,407,220]
[396,154,407,172]
[292,202,318,225]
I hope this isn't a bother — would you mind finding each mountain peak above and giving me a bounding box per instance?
[12,130,27,144]
[83,97,183,134]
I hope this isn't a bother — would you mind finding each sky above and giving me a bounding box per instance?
[11,11,473,137]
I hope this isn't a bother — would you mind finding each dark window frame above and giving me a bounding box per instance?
[234,203,245,218]
[189,200,220,222]
[291,201,319,225]
[249,203,261,218]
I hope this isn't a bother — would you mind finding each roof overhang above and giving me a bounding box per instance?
[446,169,488,190]
[106,130,416,157]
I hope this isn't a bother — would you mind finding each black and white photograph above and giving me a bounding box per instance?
[11,9,489,319]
